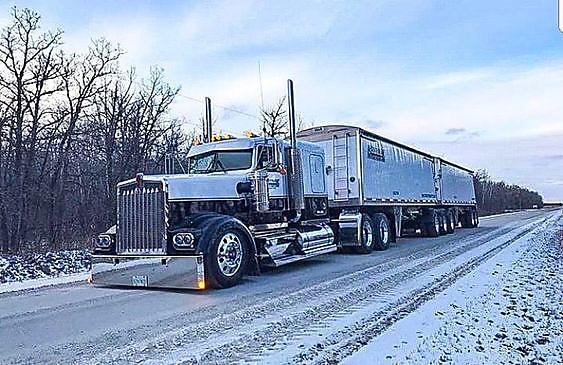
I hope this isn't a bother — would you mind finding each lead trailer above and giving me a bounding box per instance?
[298,125,478,253]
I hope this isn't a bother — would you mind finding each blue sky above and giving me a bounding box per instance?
[1,0,563,200]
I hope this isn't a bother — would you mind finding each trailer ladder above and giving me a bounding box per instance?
[332,134,350,201]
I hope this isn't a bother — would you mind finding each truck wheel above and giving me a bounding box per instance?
[372,213,390,251]
[446,210,455,234]
[425,210,440,238]
[438,213,448,236]
[472,210,479,228]
[460,210,472,228]
[355,213,375,254]
[206,226,249,289]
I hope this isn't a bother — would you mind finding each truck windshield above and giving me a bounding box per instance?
[188,149,253,174]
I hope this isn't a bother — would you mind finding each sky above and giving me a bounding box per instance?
[1,0,562,201]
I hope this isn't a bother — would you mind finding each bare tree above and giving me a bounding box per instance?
[0,7,64,250]
[260,96,288,138]
[259,96,311,138]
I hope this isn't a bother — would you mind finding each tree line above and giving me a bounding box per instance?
[473,170,543,216]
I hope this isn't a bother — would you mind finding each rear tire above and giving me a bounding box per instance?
[372,213,391,251]
[205,225,249,289]
[471,210,479,228]
[446,210,455,234]
[460,210,473,228]
[424,210,440,237]
[438,213,448,236]
[354,213,375,254]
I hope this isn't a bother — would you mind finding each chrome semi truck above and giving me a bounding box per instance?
[91,80,478,290]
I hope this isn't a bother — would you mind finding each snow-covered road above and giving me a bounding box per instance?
[0,209,560,365]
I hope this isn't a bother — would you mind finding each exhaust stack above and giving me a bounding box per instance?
[287,79,305,212]
[204,97,212,142]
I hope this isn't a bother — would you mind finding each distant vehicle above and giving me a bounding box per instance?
[91,80,478,290]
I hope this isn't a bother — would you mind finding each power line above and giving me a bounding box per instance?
[174,94,254,136]
[177,93,259,120]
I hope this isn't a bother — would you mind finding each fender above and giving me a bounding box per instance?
[173,213,260,276]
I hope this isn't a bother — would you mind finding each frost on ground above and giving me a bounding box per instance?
[0,250,90,284]
[348,211,563,365]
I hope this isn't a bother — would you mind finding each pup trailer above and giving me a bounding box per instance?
[91,80,478,290]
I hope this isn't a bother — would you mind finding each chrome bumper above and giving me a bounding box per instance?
[91,254,206,290]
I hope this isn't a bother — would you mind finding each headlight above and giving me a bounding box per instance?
[173,233,195,249]
[97,234,112,248]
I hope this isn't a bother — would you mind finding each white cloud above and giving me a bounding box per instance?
[176,1,341,56]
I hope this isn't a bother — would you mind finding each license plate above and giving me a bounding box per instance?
[131,275,148,287]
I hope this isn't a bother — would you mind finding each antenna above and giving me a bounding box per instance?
[258,61,265,136]
[258,61,264,109]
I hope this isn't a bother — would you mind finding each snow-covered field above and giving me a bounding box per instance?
[347,210,563,364]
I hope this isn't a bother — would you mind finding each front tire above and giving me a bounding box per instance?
[205,225,249,289]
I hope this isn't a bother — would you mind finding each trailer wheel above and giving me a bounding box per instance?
[355,213,375,254]
[460,210,473,228]
[205,225,250,288]
[446,210,455,234]
[439,213,448,235]
[372,213,391,250]
[425,210,440,237]
[471,210,479,228]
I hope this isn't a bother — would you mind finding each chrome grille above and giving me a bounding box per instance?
[117,181,167,254]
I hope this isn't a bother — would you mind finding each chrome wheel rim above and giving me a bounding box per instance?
[217,232,243,277]
[362,220,373,247]
[380,220,389,244]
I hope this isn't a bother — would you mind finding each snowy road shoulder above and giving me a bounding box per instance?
[345,210,563,365]
[0,271,90,294]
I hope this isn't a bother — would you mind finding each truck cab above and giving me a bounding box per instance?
[91,135,337,289]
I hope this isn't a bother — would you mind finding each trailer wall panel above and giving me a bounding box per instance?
[439,162,476,205]
[360,136,437,203]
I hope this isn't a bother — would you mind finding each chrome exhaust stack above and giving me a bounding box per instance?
[287,79,305,214]
[204,96,212,143]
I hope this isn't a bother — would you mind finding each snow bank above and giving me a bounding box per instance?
[0,250,91,291]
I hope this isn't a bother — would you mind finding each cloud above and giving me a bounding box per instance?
[445,128,466,135]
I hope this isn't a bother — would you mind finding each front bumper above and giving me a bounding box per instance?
[91,254,206,290]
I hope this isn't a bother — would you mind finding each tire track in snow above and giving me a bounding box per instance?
[295,217,550,364]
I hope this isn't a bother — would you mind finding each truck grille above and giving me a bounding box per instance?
[117,181,167,254]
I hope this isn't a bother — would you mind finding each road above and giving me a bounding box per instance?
[0,209,556,365]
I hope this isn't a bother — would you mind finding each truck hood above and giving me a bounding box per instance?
[137,173,249,201]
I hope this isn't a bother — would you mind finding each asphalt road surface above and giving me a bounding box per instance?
[0,209,556,365]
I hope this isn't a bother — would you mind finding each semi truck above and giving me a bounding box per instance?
[91,80,478,290]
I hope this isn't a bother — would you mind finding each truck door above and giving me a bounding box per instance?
[309,153,325,193]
